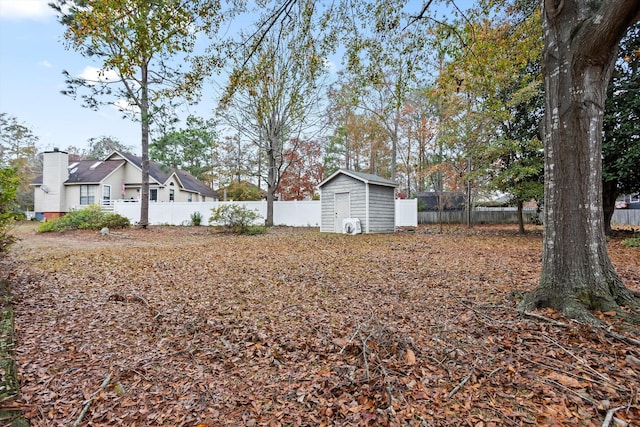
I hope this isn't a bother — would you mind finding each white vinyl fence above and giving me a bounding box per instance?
[113,199,418,228]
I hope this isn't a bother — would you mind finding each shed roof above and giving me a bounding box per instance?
[318,169,397,188]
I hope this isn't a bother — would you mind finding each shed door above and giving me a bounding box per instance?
[334,192,350,233]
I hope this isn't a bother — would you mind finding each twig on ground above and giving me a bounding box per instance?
[448,372,472,399]
[539,378,598,406]
[540,334,616,386]
[72,373,112,427]
[522,311,568,328]
[602,406,626,427]
[606,330,640,347]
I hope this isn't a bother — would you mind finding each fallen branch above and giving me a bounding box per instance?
[72,373,112,427]
[448,372,472,399]
[602,406,626,427]
[605,330,640,347]
[522,311,568,328]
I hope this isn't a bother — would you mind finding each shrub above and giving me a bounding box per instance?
[190,211,202,226]
[37,205,130,233]
[0,166,19,255]
[209,204,265,234]
[621,236,639,248]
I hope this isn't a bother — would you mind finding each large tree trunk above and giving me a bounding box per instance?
[516,199,525,235]
[518,0,640,322]
[140,65,150,228]
[266,146,275,227]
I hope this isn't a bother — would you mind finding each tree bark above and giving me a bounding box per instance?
[140,64,150,228]
[518,0,640,322]
[516,199,525,235]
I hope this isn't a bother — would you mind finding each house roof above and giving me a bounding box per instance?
[65,160,126,184]
[32,151,217,198]
[107,151,217,197]
[318,169,397,188]
[174,170,217,198]
[30,160,125,186]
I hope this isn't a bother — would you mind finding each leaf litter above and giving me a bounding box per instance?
[1,223,639,426]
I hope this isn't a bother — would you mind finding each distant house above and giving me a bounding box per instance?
[318,169,397,234]
[31,149,217,220]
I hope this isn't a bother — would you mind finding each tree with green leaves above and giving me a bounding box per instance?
[150,116,217,183]
[0,166,19,254]
[51,0,222,227]
[85,136,132,160]
[602,22,640,235]
[0,113,41,211]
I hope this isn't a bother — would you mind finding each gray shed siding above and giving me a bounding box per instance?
[367,184,395,233]
[320,174,367,232]
[320,171,396,233]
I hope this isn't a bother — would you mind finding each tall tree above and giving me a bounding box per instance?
[0,113,41,211]
[602,22,640,234]
[85,135,132,160]
[518,0,640,322]
[277,138,324,200]
[150,116,217,183]
[51,0,221,227]
[220,1,329,226]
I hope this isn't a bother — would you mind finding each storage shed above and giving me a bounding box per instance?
[319,169,397,234]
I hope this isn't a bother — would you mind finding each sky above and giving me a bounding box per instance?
[0,0,474,156]
[0,0,148,153]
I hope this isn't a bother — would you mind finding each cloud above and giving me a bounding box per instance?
[78,66,120,84]
[323,58,337,72]
[0,0,56,21]
[39,60,52,68]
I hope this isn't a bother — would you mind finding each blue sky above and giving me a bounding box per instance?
[0,0,146,153]
[0,0,474,155]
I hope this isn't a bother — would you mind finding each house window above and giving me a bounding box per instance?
[169,189,175,202]
[102,185,111,205]
[80,185,96,205]
[150,188,158,202]
[187,193,192,202]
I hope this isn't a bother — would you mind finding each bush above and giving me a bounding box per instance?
[209,204,266,234]
[37,205,130,233]
[190,211,202,226]
[0,166,19,255]
[621,236,639,248]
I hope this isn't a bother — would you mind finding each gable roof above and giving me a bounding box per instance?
[107,151,172,185]
[318,169,397,188]
[109,151,217,198]
[174,170,217,197]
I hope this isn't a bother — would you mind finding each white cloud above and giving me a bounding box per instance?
[0,0,56,21]
[78,66,120,84]
[324,58,337,72]
[39,60,52,68]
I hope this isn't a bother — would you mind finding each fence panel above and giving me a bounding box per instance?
[114,199,418,227]
[395,199,418,226]
[612,209,640,226]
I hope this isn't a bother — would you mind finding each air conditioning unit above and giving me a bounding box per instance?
[342,218,361,235]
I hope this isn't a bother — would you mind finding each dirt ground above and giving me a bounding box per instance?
[1,222,639,426]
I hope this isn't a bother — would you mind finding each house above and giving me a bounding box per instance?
[318,169,397,234]
[31,149,217,220]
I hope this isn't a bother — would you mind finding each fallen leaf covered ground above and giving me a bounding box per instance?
[1,223,639,426]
